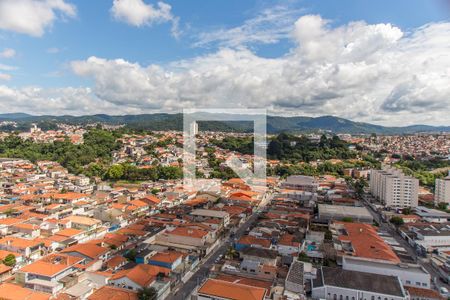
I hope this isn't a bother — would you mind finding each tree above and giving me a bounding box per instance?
[137,287,157,300]
[437,202,448,211]
[390,216,404,226]
[226,246,238,259]
[353,178,368,199]
[106,164,124,180]
[86,163,105,178]
[402,207,412,215]
[3,254,16,267]
[298,252,310,263]
[124,249,136,262]
[267,140,283,157]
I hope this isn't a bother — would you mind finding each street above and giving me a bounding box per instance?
[167,193,271,300]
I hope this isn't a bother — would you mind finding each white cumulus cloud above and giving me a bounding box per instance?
[69,15,450,125]
[0,85,137,115]
[0,48,16,58]
[111,0,180,38]
[0,0,76,37]
[1,14,449,126]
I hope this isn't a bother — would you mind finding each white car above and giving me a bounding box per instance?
[439,287,448,295]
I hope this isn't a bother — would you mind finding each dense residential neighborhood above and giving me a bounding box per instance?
[0,123,447,300]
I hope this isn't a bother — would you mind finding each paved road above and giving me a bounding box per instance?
[362,196,450,291]
[167,195,271,300]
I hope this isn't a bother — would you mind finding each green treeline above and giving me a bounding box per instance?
[0,129,120,174]
[212,133,357,162]
[104,164,182,181]
[211,136,254,155]
[267,133,356,162]
[394,159,450,188]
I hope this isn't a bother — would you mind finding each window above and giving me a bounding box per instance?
[406,280,411,284]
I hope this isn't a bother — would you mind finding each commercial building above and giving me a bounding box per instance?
[282,175,319,193]
[318,204,373,223]
[400,223,450,254]
[330,222,400,264]
[311,267,409,300]
[414,206,450,223]
[190,209,230,228]
[342,257,431,289]
[370,167,419,208]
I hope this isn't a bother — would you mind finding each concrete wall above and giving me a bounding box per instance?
[312,285,407,300]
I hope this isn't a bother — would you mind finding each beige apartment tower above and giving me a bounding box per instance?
[435,174,450,205]
[370,167,419,208]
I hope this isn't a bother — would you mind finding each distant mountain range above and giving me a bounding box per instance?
[0,113,449,134]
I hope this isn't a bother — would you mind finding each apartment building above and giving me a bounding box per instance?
[370,167,419,208]
[435,174,450,205]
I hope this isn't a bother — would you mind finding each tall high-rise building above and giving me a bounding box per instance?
[435,173,450,205]
[370,167,419,208]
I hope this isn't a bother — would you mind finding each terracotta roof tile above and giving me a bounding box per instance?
[198,279,266,300]
[336,222,400,263]
[19,253,82,277]
[62,243,108,259]
[88,286,137,300]
[0,282,50,300]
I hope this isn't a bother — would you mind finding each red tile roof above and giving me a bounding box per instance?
[336,222,400,263]
[0,283,50,300]
[198,279,266,300]
[88,286,137,300]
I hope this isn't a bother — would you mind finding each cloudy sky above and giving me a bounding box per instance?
[0,0,449,126]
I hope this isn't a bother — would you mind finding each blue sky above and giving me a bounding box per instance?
[0,0,449,125]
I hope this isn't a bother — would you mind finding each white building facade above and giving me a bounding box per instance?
[435,175,450,205]
[370,167,419,208]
